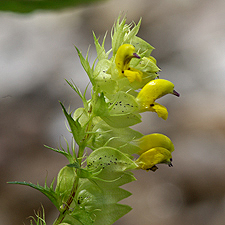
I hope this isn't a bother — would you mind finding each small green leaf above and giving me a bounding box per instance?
[93,59,118,95]
[93,92,109,117]
[111,15,127,55]
[60,102,86,146]
[93,32,111,61]
[130,36,154,57]
[44,145,73,162]
[8,180,60,209]
[75,47,94,84]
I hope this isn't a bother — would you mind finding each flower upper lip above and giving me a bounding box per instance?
[133,52,140,59]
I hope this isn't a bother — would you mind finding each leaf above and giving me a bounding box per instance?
[75,47,94,84]
[0,0,103,13]
[60,102,86,146]
[93,203,132,225]
[63,211,93,225]
[124,18,142,43]
[90,120,142,154]
[8,180,60,209]
[111,15,127,55]
[93,59,117,95]
[130,36,154,57]
[102,113,141,128]
[75,179,133,225]
[87,147,137,173]
[65,80,88,105]
[44,145,73,162]
[108,91,139,115]
[93,32,111,61]
[92,92,109,117]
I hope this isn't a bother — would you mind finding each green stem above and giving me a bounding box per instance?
[78,144,85,164]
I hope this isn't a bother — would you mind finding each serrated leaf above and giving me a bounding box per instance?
[8,180,60,209]
[131,36,154,57]
[93,59,118,95]
[93,32,111,61]
[75,47,93,84]
[124,18,142,43]
[111,15,127,55]
[93,92,109,117]
[60,102,86,146]
[90,120,142,154]
[93,203,132,225]
[63,211,93,225]
[75,180,133,225]
[44,145,73,162]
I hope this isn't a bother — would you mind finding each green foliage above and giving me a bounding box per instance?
[0,0,103,13]
[60,102,87,147]
[29,206,47,225]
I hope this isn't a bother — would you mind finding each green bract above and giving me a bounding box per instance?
[9,15,179,225]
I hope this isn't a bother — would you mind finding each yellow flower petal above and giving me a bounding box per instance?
[136,79,179,107]
[136,147,172,171]
[135,133,174,155]
[150,103,168,120]
[115,44,142,82]
[124,68,143,83]
[115,44,139,71]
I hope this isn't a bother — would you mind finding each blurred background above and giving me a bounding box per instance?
[1,0,225,224]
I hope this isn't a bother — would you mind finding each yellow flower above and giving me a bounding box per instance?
[136,79,179,119]
[115,44,143,82]
[134,133,174,171]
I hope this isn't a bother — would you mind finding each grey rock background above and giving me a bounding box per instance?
[1,0,225,224]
